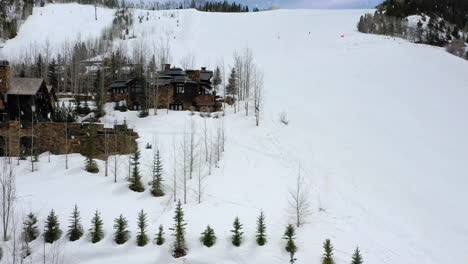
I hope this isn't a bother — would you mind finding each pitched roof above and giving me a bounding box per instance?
[109,81,128,88]
[8,78,44,95]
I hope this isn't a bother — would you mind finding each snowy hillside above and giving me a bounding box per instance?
[2,3,468,264]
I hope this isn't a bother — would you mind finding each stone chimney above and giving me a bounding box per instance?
[0,60,11,96]
[164,64,171,72]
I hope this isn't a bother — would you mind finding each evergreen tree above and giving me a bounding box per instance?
[44,209,62,243]
[47,58,58,90]
[34,54,43,78]
[351,247,363,264]
[22,213,39,242]
[113,214,129,244]
[200,225,216,247]
[226,67,237,96]
[230,217,243,247]
[155,225,165,245]
[89,210,104,243]
[322,239,335,264]
[129,150,145,192]
[256,211,267,246]
[213,66,222,92]
[283,224,297,264]
[136,209,148,246]
[170,200,187,258]
[67,205,84,241]
[151,149,164,197]
[84,125,99,173]
[93,68,105,117]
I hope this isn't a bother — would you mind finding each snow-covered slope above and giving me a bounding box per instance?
[2,4,468,264]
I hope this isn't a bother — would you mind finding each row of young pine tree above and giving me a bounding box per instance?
[22,201,363,264]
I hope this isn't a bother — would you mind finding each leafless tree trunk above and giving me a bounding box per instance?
[0,158,15,241]
[182,124,188,204]
[172,135,177,202]
[203,119,208,163]
[288,165,311,228]
[196,154,205,204]
[253,67,264,127]
[188,117,197,180]
[242,47,253,116]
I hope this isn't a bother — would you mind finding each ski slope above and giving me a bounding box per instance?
[2,3,468,264]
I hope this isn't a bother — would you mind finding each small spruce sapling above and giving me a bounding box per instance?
[151,149,164,197]
[256,211,267,246]
[44,209,62,243]
[67,205,84,241]
[283,224,297,264]
[129,150,145,192]
[231,217,243,247]
[84,125,99,173]
[155,225,165,245]
[351,247,363,264]
[136,209,148,246]
[89,210,104,243]
[113,215,129,244]
[200,225,216,247]
[322,239,335,264]
[23,213,39,242]
[170,200,187,258]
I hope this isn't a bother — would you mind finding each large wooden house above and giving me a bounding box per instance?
[0,60,56,122]
[108,64,220,112]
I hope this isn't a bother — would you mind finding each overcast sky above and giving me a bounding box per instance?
[245,0,384,9]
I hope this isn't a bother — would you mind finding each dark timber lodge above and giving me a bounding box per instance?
[108,64,221,112]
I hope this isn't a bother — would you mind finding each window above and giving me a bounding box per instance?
[170,103,183,111]
[176,84,184,94]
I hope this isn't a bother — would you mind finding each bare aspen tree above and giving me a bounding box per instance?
[104,117,109,177]
[196,153,204,204]
[182,124,188,204]
[253,67,264,127]
[215,123,221,168]
[242,47,253,117]
[188,117,197,180]
[158,35,172,69]
[179,52,196,70]
[208,136,213,176]
[203,119,208,162]
[220,118,226,153]
[288,165,312,228]
[172,135,177,202]
[0,158,15,241]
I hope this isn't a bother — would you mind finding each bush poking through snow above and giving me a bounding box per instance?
[89,210,104,243]
[200,225,216,247]
[113,215,129,245]
[44,209,62,243]
[170,200,187,258]
[322,239,335,264]
[136,210,149,247]
[256,211,267,246]
[283,224,297,264]
[23,212,39,243]
[279,111,289,125]
[231,217,244,247]
[155,225,165,245]
[67,205,84,242]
